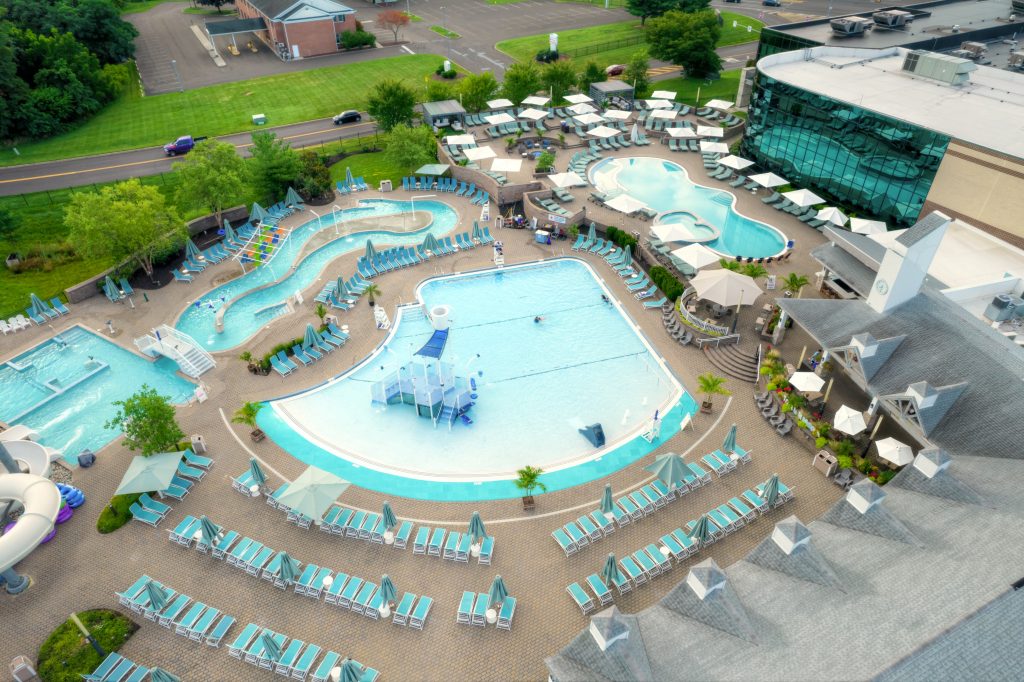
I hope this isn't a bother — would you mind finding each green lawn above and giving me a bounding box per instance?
[329,151,406,190]
[0,55,445,167]
[121,0,170,13]
[429,25,461,40]
[403,11,423,21]
[485,0,529,4]
[649,69,742,106]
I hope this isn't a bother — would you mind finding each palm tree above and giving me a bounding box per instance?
[232,401,266,442]
[363,283,381,307]
[782,272,810,298]
[514,465,547,510]
[697,372,731,413]
[719,258,741,272]
[314,303,327,323]
[742,263,768,280]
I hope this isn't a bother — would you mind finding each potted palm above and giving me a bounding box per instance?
[314,303,327,324]
[782,272,810,298]
[232,401,266,442]
[239,350,259,374]
[364,283,381,307]
[697,372,730,414]
[514,465,547,510]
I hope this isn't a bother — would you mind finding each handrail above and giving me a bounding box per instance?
[139,325,216,378]
[696,334,741,348]
[755,343,764,382]
[679,290,732,336]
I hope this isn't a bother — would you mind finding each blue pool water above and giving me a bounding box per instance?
[590,157,787,258]
[175,199,458,352]
[259,259,695,501]
[0,326,195,459]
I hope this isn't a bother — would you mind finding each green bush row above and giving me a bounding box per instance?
[340,30,376,50]
[605,225,637,250]
[650,266,686,301]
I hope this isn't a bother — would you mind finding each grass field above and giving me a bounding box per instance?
[0,55,445,167]
[329,151,405,189]
[429,25,461,39]
[650,69,742,106]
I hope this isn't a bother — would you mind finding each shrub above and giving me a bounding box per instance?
[649,266,686,301]
[260,336,306,371]
[37,609,137,682]
[605,226,638,250]
[535,49,559,63]
[340,30,376,49]
[836,454,854,470]
[877,469,896,485]
[441,69,457,79]
[96,493,142,534]
[814,437,827,449]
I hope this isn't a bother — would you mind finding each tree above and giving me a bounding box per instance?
[64,0,138,64]
[782,272,810,298]
[646,10,722,78]
[678,0,712,12]
[425,79,456,102]
[196,0,232,13]
[65,179,185,279]
[314,302,327,323]
[719,258,741,272]
[536,151,555,172]
[458,72,500,113]
[696,372,730,412]
[741,263,768,280]
[384,124,436,175]
[624,49,651,97]
[0,205,20,242]
[366,78,417,132]
[542,60,577,105]
[501,62,541,105]
[625,0,677,26]
[377,8,410,42]
[578,61,605,94]
[105,384,185,456]
[232,401,265,441]
[514,465,547,509]
[296,149,332,200]
[248,131,300,201]
[363,283,381,306]
[173,139,246,224]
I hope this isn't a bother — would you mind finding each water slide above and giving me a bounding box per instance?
[0,426,63,467]
[0,473,62,574]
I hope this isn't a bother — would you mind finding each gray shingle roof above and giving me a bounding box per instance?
[818,488,921,546]
[421,100,466,117]
[895,210,950,248]
[246,0,353,20]
[822,225,885,267]
[810,242,877,297]
[546,607,654,682]
[892,381,968,436]
[744,517,842,590]
[888,454,983,505]
[660,560,756,643]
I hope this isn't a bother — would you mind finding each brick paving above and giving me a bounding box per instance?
[0,146,843,680]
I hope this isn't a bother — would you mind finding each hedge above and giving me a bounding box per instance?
[650,266,686,301]
[605,226,637,250]
[96,493,141,534]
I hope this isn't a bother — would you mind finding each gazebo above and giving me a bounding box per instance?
[589,80,635,109]
[422,100,466,130]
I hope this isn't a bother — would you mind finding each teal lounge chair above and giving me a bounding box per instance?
[84,653,124,681]
[49,297,70,314]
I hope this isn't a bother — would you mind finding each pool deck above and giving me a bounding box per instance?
[0,150,846,680]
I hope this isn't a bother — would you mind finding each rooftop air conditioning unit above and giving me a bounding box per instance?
[873,10,912,28]
[1010,51,1024,69]
[960,41,987,57]
[830,16,873,36]
[984,294,1016,322]
[1012,0,1024,15]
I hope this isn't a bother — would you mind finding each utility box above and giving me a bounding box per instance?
[252,113,267,125]
[10,656,37,682]
[191,434,207,454]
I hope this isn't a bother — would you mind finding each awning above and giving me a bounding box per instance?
[205,17,267,36]
[415,328,449,358]
[491,158,522,173]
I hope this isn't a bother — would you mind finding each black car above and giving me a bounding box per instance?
[333,110,362,125]
[762,0,781,5]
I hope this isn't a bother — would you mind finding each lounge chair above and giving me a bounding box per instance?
[310,652,342,682]
[568,582,595,614]
[497,596,516,630]
[173,270,194,283]
[84,654,125,681]
[138,492,171,515]
[129,502,163,527]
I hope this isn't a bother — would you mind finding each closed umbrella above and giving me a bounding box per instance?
[275,465,350,523]
[303,324,320,351]
[687,514,712,548]
[876,437,914,466]
[185,238,202,260]
[335,276,349,300]
[472,222,483,242]
[285,187,303,206]
[335,659,363,682]
[689,269,762,307]
[345,167,356,189]
[261,632,282,662]
[251,202,267,222]
[834,405,867,435]
[422,232,441,254]
[223,220,237,243]
[149,669,180,682]
[278,552,299,584]
[29,293,49,318]
[620,244,632,268]
[468,511,487,556]
[364,239,377,262]
[600,484,615,520]
[722,423,738,454]
[145,581,168,612]
[249,457,267,491]
[630,123,639,144]
[762,474,781,508]
[601,553,623,590]
[381,502,398,544]
[378,574,397,617]
[199,515,220,546]
[789,371,825,393]
[816,206,848,226]
[644,453,687,490]
[486,575,508,622]
[587,222,596,243]
[114,452,184,496]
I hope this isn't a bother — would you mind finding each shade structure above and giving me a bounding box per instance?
[645,99,673,109]
[600,484,614,517]
[605,193,647,215]
[364,239,377,262]
[484,112,515,125]
[648,109,675,120]
[491,158,522,173]
[564,93,593,104]
[652,223,694,243]
[604,109,632,120]
[521,95,550,106]
[549,171,586,188]
[651,90,677,100]
[749,172,788,188]
[850,217,888,235]
[587,125,619,139]
[486,98,514,109]
[463,146,496,161]
[199,515,220,546]
[381,502,398,531]
[445,133,476,146]
[278,552,299,583]
[302,323,319,351]
[285,187,303,206]
[696,125,724,138]
[275,466,351,522]
[249,458,267,487]
[666,127,698,139]
[601,553,624,587]
[185,238,201,259]
[816,206,849,226]
[415,163,450,176]
[261,632,282,662]
[876,437,914,466]
[670,243,719,270]
[379,574,397,604]
[146,581,169,612]
[705,98,734,110]
[567,102,598,115]
[687,514,712,547]
[834,405,867,436]
[689,269,763,307]
[487,575,508,607]
[519,107,549,121]
[700,141,730,154]
[574,112,605,126]
[722,423,738,453]
[115,452,184,496]
[644,453,688,489]
[149,669,180,682]
[251,202,267,222]
[468,511,488,542]
[717,155,754,171]
[223,220,237,243]
[789,371,825,393]
[783,188,826,207]
[762,474,781,508]
[422,232,441,254]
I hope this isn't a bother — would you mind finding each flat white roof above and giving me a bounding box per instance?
[758,46,1024,160]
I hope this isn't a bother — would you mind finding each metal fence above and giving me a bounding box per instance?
[562,35,647,60]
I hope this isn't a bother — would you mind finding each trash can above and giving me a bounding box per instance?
[77,449,96,468]
[10,655,37,682]
[191,434,207,454]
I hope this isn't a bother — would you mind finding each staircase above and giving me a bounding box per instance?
[704,344,759,383]
[436,406,457,429]
[135,325,216,379]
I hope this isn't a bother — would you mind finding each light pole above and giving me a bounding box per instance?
[441,6,450,60]
[331,204,342,236]
[170,59,183,92]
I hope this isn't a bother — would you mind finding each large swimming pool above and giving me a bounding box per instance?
[258,259,695,501]
[0,326,195,460]
[590,157,787,258]
[175,199,458,352]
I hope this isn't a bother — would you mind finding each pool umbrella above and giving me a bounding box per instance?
[145,581,168,612]
[29,293,50,319]
[782,188,825,207]
[574,112,605,126]
[249,457,267,489]
[345,167,355,189]
[689,269,762,307]
[484,112,516,125]
[670,243,718,270]
[251,202,267,223]
[850,217,888,235]
[705,98,734,110]
[286,186,303,206]
[699,141,730,155]
[666,127,698,139]
[816,206,848,226]
[567,103,598,116]
[223,220,237,243]
[364,239,377,262]
[722,423,738,454]
[762,474,781,508]
[275,465,351,523]
[468,511,488,555]
[487,575,508,608]
[114,451,184,496]
[521,95,549,106]
[278,552,299,584]
[687,514,712,548]
[422,232,441,254]
[587,125,620,139]
[261,632,282,662]
[717,155,754,171]
[876,437,914,467]
[601,553,624,589]
[645,99,673,109]
[651,89,677,100]
[487,97,515,109]
[600,484,615,520]
[149,669,180,682]
[834,405,867,436]
[303,323,320,350]
[381,502,398,533]
[789,371,825,393]
[199,515,220,546]
[748,172,787,188]
[184,238,201,260]
[331,276,346,300]
[564,93,593,104]
[644,453,687,490]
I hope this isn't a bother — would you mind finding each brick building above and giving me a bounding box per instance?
[235,0,358,60]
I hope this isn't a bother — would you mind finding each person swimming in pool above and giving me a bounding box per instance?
[601,294,610,304]
[534,316,543,323]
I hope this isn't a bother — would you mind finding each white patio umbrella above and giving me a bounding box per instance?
[788,371,825,393]
[648,109,676,120]
[603,109,632,120]
[486,98,514,109]
[606,194,647,215]
[689,269,762,307]
[567,102,598,115]
[749,172,788,188]
[587,125,620,138]
[491,158,522,173]
[671,243,719,269]
[521,95,550,106]
[850,218,888,235]
[718,155,754,171]
[834,405,867,436]
[651,90,677,100]
[876,437,914,466]
[518,107,549,121]
[645,99,673,109]
[484,112,515,125]
[463,146,496,161]
[783,188,825,207]
[696,125,724,138]
[816,206,849,226]
[705,99,734,110]
[700,141,730,154]
[574,112,605,126]
[666,127,698,138]
[445,134,476,146]
[652,223,693,243]
[564,93,593,104]
[548,171,586,188]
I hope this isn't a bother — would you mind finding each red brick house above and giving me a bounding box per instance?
[235,0,358,59]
